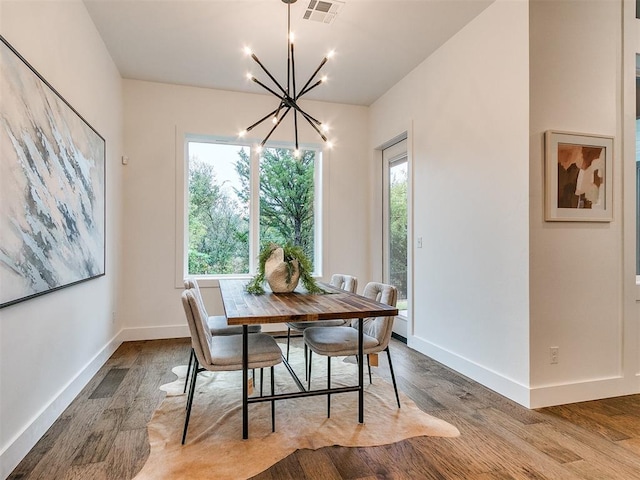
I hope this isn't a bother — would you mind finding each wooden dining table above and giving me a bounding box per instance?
[218,278,399,439]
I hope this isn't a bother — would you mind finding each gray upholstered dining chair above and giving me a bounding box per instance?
[181,288,282,444]
[284,274,358,367]
[303,281,400,416]
[182,278,261,392]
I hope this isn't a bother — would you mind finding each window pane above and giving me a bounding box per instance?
[389,160,408,313]
[187,142,249,275]
[258,148,316,269]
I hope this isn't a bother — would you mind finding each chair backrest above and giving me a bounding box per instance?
[184,277,199,293]
[329,274,358,294]
[184,278,209,317]
[355,282,398,350]
[181,289,215,367]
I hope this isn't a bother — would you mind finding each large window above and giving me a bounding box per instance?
[382,139,408,318]
[185,138,322,277]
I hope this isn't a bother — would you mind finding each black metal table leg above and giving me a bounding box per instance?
[358,316,364,424]
[242,324,248,439]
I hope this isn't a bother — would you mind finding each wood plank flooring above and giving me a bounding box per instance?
[7,337,640,479]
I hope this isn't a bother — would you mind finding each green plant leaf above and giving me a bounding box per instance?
[245,242,325,295]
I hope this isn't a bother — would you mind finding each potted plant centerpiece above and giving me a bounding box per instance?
[246,243,324,294]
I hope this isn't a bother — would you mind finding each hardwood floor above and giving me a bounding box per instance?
[8,337,640,479]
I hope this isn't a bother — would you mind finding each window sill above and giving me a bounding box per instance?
[180,274,253,289]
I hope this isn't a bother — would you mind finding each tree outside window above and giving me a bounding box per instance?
[187,141,319,276]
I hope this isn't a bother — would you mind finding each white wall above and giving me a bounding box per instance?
[529,0,639,407]
[370,0,531,405]
[121,80,370,338]
[0,1,123,477]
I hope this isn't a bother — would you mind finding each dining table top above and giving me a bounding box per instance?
[218,278,399,326]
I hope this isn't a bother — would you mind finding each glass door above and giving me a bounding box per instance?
[382,139,409,337]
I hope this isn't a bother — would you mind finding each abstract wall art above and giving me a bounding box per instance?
[0,35,105,308]
[544,130,613,222]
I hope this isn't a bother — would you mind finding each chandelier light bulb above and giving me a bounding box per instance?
[246,72,254,81]
[326,141,334,149]
[293,149,301,158]
[244,46,253,56]
[272,116,278,124]
[327,50,335,59]
[289,32,295,44]
[321,123,329,133]
[321,75,328,83]
[238,130,247,138]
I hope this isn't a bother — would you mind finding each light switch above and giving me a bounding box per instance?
[417,237,423,248]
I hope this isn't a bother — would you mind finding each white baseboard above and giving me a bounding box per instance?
[408,334,531,408]
[529,376,634,408]
[0,333,122,480]
[407,335,640,409]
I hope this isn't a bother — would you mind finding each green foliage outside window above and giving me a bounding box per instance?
[188,145,316,276]
[188,161,249,274]
[236,147,316,268]
[389,166,407,301]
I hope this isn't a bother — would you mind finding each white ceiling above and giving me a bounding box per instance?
[83,0,494,106]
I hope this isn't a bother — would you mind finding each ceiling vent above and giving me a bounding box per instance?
[302,0,345,24]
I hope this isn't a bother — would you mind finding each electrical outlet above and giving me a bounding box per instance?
[550,347,559,364]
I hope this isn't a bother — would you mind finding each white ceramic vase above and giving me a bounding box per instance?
[264,247,300,293]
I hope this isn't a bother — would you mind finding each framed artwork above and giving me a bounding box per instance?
[0,35,106,308]
[544,130,613,222]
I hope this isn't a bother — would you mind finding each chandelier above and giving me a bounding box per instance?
[239,0,332,155]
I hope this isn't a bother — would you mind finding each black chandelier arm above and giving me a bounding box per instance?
[245,106,281,133]
[290,43,297,99]
[300,110,327,142]
[274,101,284,122]
[251,53,288,97]
[287,48,291,94]
[252,77,288,102]
[297,57,328,99]
[293,104,322,126]
[261,106,292,146]
[297,79,323,99]
[293,109,299,150]
[286,1,291,94]
[285,100,319,127]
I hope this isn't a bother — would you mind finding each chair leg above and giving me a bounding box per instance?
[260,368,264,396]
[185,356,197,413]
[183,348,194,394]
[385,347,401,408]
[367,354,372,384]
[304,343,308,380]
[182,358,200,444]
[307,350,313,390]
[271,366,276,432]
[286,327,291,361]
[327,356,331,418]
